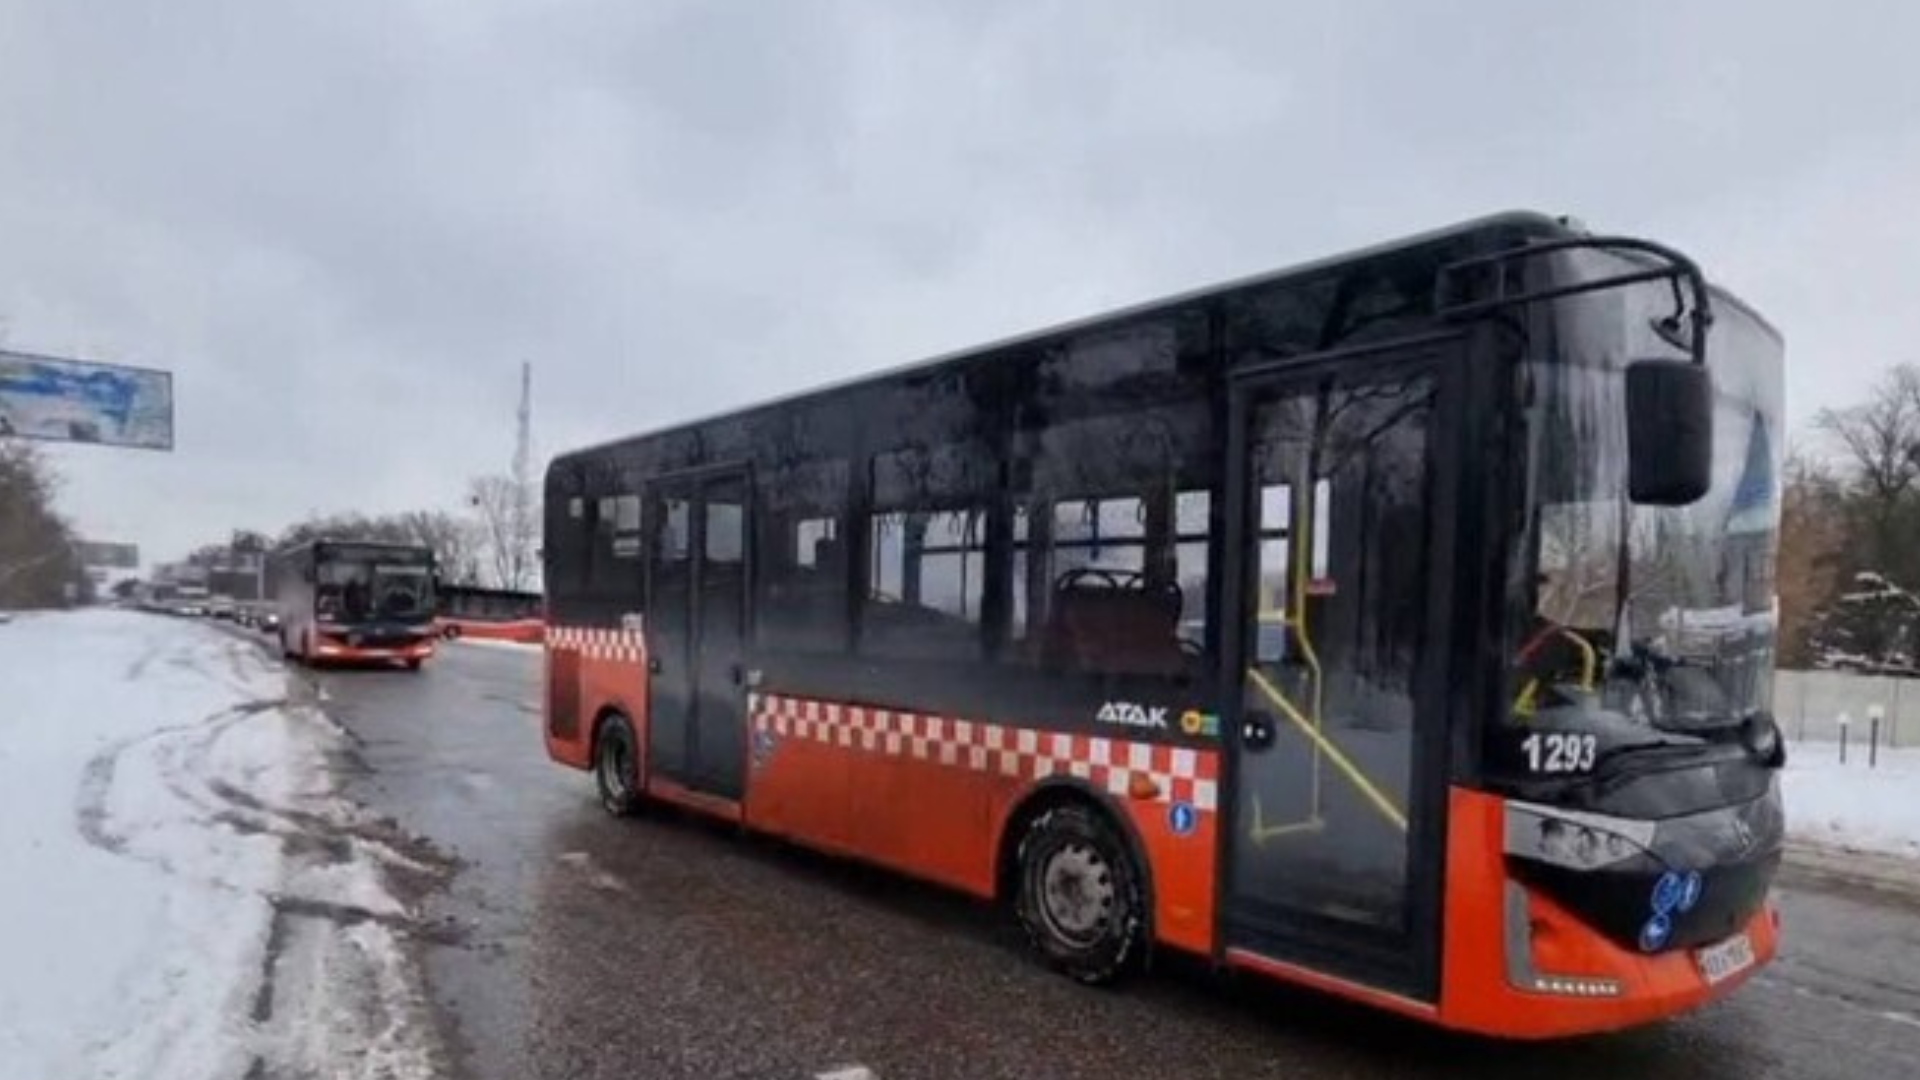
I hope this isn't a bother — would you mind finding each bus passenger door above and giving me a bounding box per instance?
[1220,345,1457,1001]
[646,481,697,781]
[688,472,749,799]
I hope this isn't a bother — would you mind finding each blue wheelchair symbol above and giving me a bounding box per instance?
[1168,802,1197,836]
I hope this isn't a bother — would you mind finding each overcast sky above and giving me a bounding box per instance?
[2,1,1916,565]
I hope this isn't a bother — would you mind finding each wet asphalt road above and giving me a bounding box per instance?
[304,642,1920,1080]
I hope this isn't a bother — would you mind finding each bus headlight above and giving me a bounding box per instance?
[1505,802,1655,871]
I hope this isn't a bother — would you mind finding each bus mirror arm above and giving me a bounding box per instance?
[1436,233,1718,507]
[1434,234,1714,368]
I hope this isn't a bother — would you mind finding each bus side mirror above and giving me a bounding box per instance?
[1626,359,1713,506]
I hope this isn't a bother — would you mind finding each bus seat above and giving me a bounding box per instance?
[1043,573,1187,677]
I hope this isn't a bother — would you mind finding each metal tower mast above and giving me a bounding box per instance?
[511,361,532,588]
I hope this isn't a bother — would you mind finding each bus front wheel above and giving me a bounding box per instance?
[1015,802,1144,986]
[594,715,644,818]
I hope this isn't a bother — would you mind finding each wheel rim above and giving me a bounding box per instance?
[600,735,633,801]
[1038,841,1114,946]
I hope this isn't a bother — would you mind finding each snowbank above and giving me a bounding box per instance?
[0,610,445,1079]
[1783,743,1920,860]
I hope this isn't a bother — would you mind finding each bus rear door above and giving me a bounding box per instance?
[1219,340,1461,1005]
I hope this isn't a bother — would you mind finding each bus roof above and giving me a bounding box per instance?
[552,210,1579,467]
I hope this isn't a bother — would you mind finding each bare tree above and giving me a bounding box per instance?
[395,510,483,586]
[1814,364,1920,576]
[468,474,537,590]
[0,441,81,607]
[1777,448,1848,665]
[277,509,484,586]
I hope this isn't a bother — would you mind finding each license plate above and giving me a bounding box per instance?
[1696,933,1755,985]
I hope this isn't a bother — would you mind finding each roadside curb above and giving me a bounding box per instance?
[1781,839,1920,901]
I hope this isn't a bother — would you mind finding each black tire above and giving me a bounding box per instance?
[442,624,461,640]
[403,658,423,671]
[594,715,644,818]
[1015,802,1145,985]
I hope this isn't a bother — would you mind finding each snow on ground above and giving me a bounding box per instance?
[1783,742,1920,860]
[0,609,449,1080]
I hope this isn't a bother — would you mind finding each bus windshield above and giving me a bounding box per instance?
[1517,259,1783,733]
[317,557,434,621]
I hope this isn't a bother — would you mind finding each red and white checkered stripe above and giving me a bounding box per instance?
[547,625,646,664]
[750,693,1219,812]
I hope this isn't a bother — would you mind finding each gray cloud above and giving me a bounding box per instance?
[1,0,1915,561]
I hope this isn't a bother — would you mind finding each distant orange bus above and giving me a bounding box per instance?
[435,584,544,644]
[268,539,437,669]
[540,214,1786,1037]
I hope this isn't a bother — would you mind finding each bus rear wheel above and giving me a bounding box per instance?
[1015,802,1144,985]
[594,715,643,817]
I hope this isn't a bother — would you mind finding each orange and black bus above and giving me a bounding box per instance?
[435,584,545,644]
[269,539,438,669]
[541,213,1785,1037]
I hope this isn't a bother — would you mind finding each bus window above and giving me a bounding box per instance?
[862,441,995,662]
[705,497,744,565]
[1174,489,1211,647]
[1256,483,1292,663]
[586,493,642,595]
[795,518,835,566]
[611,494,642,559]
[1051,497,1146,577]
[756,458,850,654]
[863,508,988,661]
[660,497,691,562]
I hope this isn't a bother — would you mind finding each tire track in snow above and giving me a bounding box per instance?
[71,625,460,1080]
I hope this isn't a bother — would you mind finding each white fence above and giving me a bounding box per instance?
[1776,669,1920,748]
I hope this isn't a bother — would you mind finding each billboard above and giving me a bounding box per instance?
[75,541,140,569]
[0,349,174,450]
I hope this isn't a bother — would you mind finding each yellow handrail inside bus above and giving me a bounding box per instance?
[1290,500,1326,812]
[1511,627,1598,719]
[1247,665,1409,832]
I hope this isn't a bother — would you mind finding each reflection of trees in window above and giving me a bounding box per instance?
[757,460,848,653]
[863,440,996,662]
[1261,376,1435,690]
[865,507,990,661]
[871,509,987,617]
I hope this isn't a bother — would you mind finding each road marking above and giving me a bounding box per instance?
[815,1068,877,1080]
